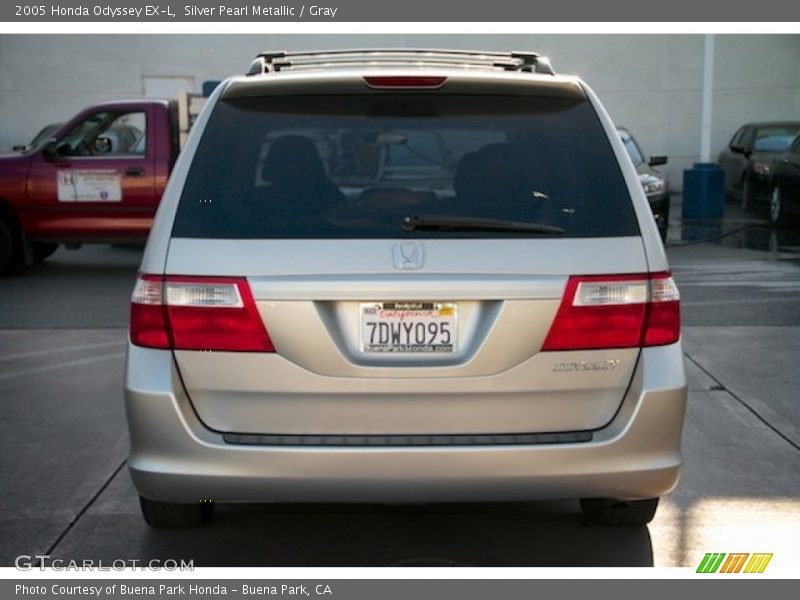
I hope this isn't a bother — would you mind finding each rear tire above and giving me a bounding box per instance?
[32,242,58,264]
[0,218,16,276]
[580,497,659,526]
[139,496,214,529]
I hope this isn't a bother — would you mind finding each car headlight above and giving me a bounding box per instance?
[641,178,665,195]
[752,162,771,176]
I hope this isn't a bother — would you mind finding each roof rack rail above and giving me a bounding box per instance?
[246,49,555,77]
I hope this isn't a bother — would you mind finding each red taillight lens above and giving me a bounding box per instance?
[130,275,170,349]
[542,273,680,351]
[642,276,681,346]
[165,276,274,352]
[363,76,447,89]
[130,275,275,352]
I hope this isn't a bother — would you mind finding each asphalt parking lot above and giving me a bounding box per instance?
[1,200,799,568]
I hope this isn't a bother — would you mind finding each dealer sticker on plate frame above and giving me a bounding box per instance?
[360,302,457,354]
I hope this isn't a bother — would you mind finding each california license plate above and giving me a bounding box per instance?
[360,302,457,353]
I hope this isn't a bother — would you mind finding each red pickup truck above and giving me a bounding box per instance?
[0,95,202,275]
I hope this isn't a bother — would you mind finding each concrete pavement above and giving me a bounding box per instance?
[0,329,128,565]
[649,339,800,568]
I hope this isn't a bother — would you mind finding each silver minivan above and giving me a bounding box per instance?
[125,49,687,529]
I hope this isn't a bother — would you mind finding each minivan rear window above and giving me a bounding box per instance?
[172,95,639,239]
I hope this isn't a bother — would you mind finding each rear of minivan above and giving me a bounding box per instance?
[125,57,687,529]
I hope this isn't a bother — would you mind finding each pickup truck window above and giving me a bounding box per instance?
[58,111,147,157]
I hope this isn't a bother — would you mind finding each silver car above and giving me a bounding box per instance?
[125,49,686,529]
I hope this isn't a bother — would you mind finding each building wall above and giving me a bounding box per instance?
[1,34,798,189]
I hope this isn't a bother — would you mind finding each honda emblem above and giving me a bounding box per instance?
[392,243,425,270]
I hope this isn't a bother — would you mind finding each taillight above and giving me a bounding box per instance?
[541,273,680,351]
[642,275,681,346]
[130,275,275,352]
[363,76,447,89]
[130,275,170,349]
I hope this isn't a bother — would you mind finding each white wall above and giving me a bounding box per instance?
[1,34,798,190]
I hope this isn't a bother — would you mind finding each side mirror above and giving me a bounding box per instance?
[730,144,746,155]
[648,156,668,167]
[12,144,26,152]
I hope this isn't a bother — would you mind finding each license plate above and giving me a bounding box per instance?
[360,302,457,354]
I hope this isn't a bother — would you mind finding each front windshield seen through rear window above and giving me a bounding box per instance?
[619,129,644,167]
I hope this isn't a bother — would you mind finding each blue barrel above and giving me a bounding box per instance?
[202,80,221,97]
[682,162,724,219]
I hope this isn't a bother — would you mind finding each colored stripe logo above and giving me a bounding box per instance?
[697,553,773,573]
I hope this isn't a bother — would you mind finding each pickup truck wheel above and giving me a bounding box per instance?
[580,497,659,526]
[139,496,214,529]
[0,219,16,276]
[32,242,58,264]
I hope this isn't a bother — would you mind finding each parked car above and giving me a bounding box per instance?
[0,93,203,275]
[768,135,800,225]
[717,121,800,211]
[126,49,686,529]
[617,126,670,241]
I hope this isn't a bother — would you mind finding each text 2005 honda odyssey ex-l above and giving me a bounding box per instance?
[125,49,687,529]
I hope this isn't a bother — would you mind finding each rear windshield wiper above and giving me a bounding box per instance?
[401,215,565,235]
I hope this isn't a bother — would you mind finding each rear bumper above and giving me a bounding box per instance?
[124,342,687,503]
